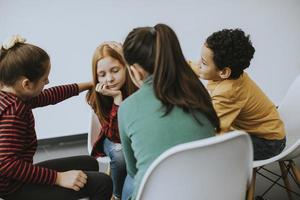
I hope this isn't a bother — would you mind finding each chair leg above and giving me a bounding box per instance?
[247,168,257,200]
[290,160,300,185]
[279,161,293,200]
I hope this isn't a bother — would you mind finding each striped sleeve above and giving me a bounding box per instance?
[29,84,79,108]
[0,114,57,185]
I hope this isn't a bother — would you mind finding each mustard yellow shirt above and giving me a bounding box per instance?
[207,72,285,140]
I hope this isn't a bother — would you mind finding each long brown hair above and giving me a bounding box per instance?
[86,43,137,125]
[0,43,49,86]
[123,24,220,132]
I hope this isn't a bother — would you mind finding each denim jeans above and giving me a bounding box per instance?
[121,175,134,200]
[250,135,286,160]
[103,138,127,198]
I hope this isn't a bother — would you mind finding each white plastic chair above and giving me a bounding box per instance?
[87,110,111,174]
[135,130,253,200]
[247,75,300,200]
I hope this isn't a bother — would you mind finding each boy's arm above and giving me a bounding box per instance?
[212,93,243,133]
[29,82,93,108]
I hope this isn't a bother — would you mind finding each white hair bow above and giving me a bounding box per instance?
[2,35,26,50]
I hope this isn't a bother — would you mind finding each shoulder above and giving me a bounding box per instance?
[119,90,139,115]
[119,84,155,123]
[209,73,250,99]
[120,83,152,109]
[0,92,28,117]
[208,79,236,99]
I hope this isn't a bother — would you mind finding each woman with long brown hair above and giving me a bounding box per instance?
[119,24,220,200]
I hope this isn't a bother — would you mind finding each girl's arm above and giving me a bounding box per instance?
[77,82,93,93]
[29,82,93,108]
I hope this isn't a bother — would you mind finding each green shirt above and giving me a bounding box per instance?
[118,76,215,199]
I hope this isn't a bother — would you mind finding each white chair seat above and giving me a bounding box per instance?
[136,130,253,200]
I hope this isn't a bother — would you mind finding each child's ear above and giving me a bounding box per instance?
[129,64,145,88]
[218,67,231,79]
[21,78,33,90]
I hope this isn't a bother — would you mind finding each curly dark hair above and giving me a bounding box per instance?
[206,28,255,79]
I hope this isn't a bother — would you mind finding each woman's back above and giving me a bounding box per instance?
[118,76,215,199]
[120,23,219,200]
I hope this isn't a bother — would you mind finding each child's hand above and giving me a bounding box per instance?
[129,65,144,88]
[95,83,123,105]
[55,170,87,191]
[95,83,121,97]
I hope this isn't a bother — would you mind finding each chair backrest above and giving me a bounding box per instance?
[278,75,300,158]
[135,130,253,200]
[87,110,101,154]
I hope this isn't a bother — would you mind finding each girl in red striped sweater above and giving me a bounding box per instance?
[0,35,112,200]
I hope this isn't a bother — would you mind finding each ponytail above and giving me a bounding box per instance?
[124,24,220,132]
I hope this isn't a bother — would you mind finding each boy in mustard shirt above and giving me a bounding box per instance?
[196,28,286,160]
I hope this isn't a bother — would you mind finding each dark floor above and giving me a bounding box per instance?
[34,138,300,200]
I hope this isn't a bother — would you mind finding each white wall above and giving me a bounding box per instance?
[1,0,299,139]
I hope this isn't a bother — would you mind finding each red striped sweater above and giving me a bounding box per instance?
[0,84,79,196]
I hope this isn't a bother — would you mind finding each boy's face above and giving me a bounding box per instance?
[198,44,222,81]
